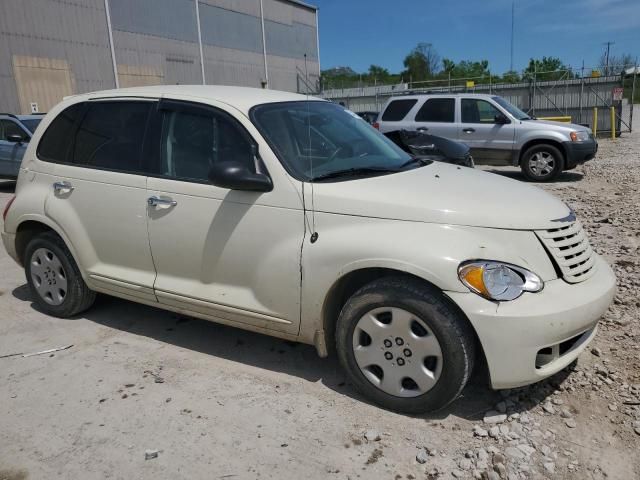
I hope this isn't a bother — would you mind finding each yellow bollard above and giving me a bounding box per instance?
[593,108,598,137]
[610,106,616,139]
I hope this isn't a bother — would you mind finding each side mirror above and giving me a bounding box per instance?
[6,134,25,143]
[494,114,509,125]
[208,161,273,192]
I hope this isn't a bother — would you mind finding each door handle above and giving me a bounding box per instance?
[147,196,177,208]
[463,128,476,133]
[53,181,74,194]
[416,127,429,132]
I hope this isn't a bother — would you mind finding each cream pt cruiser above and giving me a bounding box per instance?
[2,86,616,413]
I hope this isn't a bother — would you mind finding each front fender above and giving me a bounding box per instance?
[299,214,557,343]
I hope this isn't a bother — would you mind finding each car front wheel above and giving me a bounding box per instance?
[520,144,563,181]
[335,276,476,413]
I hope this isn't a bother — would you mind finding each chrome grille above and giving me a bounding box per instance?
[536,221,596,283]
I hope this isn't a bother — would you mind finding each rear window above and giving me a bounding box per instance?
[381,99,418,121]
[415,98,455,123]
[37,104,83,163]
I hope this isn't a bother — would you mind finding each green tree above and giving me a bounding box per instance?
[499,70,521,83]
[524,57,575,81]
[442,59,490,79]
[367,64,391,83]
[402,43,441,82]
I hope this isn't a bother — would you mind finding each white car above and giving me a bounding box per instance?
[1,86,615,413]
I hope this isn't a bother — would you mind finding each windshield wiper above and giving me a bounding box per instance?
[310,167,400,182]
[399,156,432,169]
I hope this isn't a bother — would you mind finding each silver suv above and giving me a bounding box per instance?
[375,93,597,181]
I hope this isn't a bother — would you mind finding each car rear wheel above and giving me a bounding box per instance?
[24,232,96,317]
[520,144,563,181]
[335,276,476,413]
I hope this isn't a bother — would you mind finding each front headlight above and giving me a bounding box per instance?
[570,130,590,142]
[458,260,544,301]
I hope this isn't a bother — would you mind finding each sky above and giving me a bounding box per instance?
[311,0,640,74]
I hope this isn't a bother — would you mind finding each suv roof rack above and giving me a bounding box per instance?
[392,90,493,97]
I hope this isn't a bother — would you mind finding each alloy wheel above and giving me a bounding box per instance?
[528,151,555,177]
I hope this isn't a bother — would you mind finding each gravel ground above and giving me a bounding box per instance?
[1,116,639,480]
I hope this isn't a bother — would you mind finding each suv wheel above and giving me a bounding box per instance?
[335,277,475,413]
[520,144,563,181]
[24,232,96,317]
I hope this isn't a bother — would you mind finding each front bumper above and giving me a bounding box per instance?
[447,254,615,389]
[563,138,598,168]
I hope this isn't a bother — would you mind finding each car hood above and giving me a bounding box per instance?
[312,162,571,230]
[527,119,590,132]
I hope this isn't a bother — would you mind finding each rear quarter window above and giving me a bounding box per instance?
[37,103,84,163]
[381,99,418,121]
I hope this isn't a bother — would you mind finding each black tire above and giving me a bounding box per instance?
[335,276,476,414]
[24,231,96,317]
[520,144,564,182]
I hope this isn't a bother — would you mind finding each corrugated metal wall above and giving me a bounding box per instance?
[0,0,319,113]
[0,0,114,113]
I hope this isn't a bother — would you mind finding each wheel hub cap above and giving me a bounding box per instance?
[352,307,443,398]
[30,248,68,306]
[529,152,555,176]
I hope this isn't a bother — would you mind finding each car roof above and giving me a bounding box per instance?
[0,114,43,120]
[16,114,44,120]
[66,85,324,116]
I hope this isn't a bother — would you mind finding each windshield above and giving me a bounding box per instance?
[251,101,413,181]
[492,96,531,120]
[20,118,42,133]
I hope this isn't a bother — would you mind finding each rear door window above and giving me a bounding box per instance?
[37,103,84,163]
[72,101,152,173]
[415,98,455,123]
[381,99,418,121]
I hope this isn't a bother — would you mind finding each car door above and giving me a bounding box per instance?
[458,98,515,165]
[43,99,158,302]
[411,97,458,140]
[145,99,303,335]
[0,119,29,177]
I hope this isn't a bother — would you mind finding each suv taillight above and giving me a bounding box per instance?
[373,122,380,130]
[3,195,16,222]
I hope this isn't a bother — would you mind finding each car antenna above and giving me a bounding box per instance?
[304,53,318,244]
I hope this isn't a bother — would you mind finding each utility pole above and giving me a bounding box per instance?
[603,41,615,76]
[510,1,515,72]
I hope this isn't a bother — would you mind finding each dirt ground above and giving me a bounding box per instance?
[1,121,639,479]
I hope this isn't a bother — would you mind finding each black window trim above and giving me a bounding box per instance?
[155,98,270,186]
[414,97,456,123]
[36,98,158,177]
